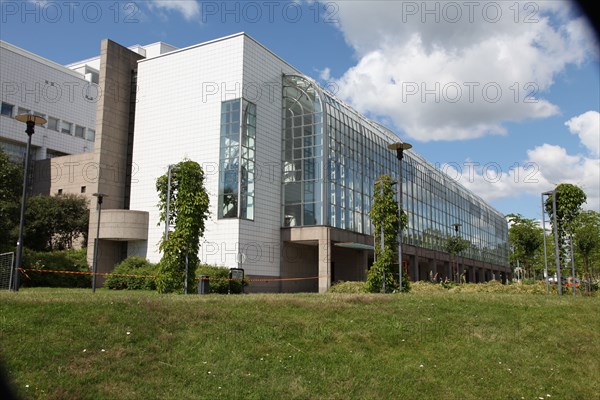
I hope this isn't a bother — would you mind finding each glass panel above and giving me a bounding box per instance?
[75,125,85,138]
[283,205,301,227]
[0,102,13,117]
[284,182,302,204]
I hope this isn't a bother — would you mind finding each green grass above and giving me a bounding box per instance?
[1,289,599,399]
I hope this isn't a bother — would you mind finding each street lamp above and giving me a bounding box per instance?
[541,193,550,294]
[12,113,47,292]
[92,193,107,293]
[542,190,562,295]
[374,179,396,293]
[165,164,174,240]
[388,142,412,292]
[453,223,462,283]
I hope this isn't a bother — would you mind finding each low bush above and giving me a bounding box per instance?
[196,264,247,294]
[410,281,448,293]
[328,281,367,294]
[20,248,90,288]
[105,257,157,290]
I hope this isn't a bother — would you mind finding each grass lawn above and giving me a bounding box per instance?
[1,288,599,399]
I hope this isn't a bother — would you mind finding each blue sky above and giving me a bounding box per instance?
[2,0,599,221]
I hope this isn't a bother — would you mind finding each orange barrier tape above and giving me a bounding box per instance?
[18,268,320,283]
[19,268,157,279]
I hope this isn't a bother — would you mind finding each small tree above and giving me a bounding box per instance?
[156,160,209,293]
[23,194,89,251]
[573,210,600,291]
[545,183,587,272]
[0,146,22,252]
[507,213,544,279]
[443,234,470,283]
[367,175,409,293]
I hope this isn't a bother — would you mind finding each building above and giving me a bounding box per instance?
[0,40,96,163]
[30,33,510,292]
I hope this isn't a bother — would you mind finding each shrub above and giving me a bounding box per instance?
[410,281,447,293]
[196,264,247,294]
[20,248,90,288]
[328,281,367,294]
[105,257,157,290]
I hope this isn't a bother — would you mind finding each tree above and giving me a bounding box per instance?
[0,146,22,252]
[507,213,544,279]
[367,174,409,293]
[573,210,600,289]
[156,160,210,293]
[24,194,89,251]
[545,183,587,273]
[443,234,470,283]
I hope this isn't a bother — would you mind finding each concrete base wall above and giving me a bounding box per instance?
[281,242,319,293]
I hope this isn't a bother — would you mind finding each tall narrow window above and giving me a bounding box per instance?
[282,75,324,227]
[218,99,256,219]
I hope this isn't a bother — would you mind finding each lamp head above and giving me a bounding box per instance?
[15,114,47,136]
[388,142,413,160]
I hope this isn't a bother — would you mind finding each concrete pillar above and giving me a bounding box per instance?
[318,234,331,293]
[413,255,419,282]
[361,250,369,281]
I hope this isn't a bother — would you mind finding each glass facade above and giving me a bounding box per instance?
[282,75,324,227]
[282,75,508,267]
[218,98,256,220]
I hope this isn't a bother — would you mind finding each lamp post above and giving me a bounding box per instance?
[165,164,174,240]
[541,193,550,294]
[543,190,562,295]
[570,235,576,297]
[453,223,462,283]
[12,114,47,292]
[92,193,107,293]
[388,142,412,292]
[374,179,396,293]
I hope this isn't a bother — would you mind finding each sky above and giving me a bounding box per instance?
[1,0,599,222]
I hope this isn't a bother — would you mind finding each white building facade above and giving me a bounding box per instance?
[0,40,97,162]
[129,34,297,280]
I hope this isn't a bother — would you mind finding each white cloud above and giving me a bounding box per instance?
[445,141,599,213]
[565,111,600,156]
[146,0,200,21]
[319,67,331,81]
[330,1,598,142]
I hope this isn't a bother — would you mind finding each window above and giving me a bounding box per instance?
[33,112,46,127]
[48,117,59,131]
[17,107,30,116]
[86,128,95,142]
[218,98,256,219]
[61,121,72,135]
[57,189,63,195]
[81,186,86,193]
[75,125,85,138]
[1,102,14,117]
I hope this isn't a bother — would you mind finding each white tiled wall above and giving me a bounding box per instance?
[0,41,96,159]
[129,34,301,278]
[238,37,299,277]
